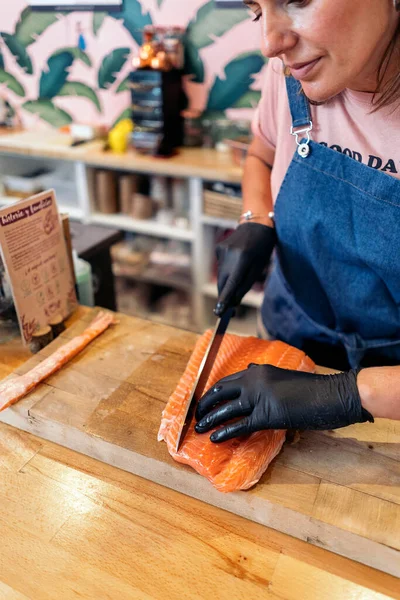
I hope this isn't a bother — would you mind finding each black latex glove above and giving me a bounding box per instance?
[195,364,374,443]
[214,222,276,316]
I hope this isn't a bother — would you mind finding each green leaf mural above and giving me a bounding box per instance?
[98,48,131,89]
[23,99,73,127]
[116,76,130,93]
[39,47,92,99]
[207,52,265,112]
[187,1,248,50]
[0,69,25,96]
[232,89,262,109]
[113,0,152,46]
[93,12,107,36]
[1,33,33,74]
[58,81,102,112]
[52,47,92,67]
[15,7,58,47]
[184,39,205,84]
[112,107,132,128]
[39,51,74,99]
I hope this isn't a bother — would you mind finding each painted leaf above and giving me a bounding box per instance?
[58,81,102,112]
[112,107,132,128]
[187,0,247,50]
[23,99,72,127]
[93,12,107,36]
[15,7,58,47]
[1,33,33,74]
[98,48,130,89]
[0,69,25,96]
[157,0,164,6]
[0,50,4,70]
[39,51,74,99]
[6,101,15,118]
[113,0,152,46]
[207,52,265,112]
[52,47,92,67]
[116,76,130,93]
[232,89,262,109]
[184,39,205,84]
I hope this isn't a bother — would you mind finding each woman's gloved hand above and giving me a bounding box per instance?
[214,222,277,317]
[195,364,374,443]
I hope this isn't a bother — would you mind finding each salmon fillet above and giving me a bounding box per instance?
[0,311,117,412]
[158,331,315,493]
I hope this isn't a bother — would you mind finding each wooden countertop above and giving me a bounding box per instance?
[0,129,243,183]
[0,307,399,598]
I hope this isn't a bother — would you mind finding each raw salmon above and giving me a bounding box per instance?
[158,331,315,493]
[0,311,117,412]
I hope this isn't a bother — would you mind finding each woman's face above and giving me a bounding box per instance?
[244,0,399,101]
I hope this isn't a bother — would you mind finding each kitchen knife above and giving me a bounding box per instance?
[175,306,234,452]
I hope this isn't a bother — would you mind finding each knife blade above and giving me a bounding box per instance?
[175,306,234,452]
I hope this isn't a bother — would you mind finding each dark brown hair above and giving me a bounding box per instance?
[372,19,400,111]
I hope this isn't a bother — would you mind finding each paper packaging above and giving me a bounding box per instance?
[0,189,78,345]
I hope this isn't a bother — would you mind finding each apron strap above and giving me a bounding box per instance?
[285,76,311,129]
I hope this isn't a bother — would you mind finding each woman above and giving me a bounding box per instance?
[195,0,400,442]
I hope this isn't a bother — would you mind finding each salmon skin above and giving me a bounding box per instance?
[158,331,315,493]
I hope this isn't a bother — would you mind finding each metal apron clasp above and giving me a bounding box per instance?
[290,121,313,158]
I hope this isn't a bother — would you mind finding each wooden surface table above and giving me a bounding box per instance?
[0,308,399,600]
[0,130,243,183]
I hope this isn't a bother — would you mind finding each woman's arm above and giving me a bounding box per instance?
[213,136,277,316]
[358,366,400,419]
[241,136,275,227]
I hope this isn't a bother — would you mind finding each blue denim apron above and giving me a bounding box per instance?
[261,76,400,370]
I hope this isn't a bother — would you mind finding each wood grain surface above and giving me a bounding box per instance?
[1,307,399,584]
[0,130,242,183]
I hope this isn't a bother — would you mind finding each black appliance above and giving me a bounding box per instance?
[130,69,187,157]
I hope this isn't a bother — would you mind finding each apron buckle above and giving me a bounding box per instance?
[290,121,313,158]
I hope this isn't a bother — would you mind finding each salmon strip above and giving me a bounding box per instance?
[158,331,315,493]
[0,311,117,412]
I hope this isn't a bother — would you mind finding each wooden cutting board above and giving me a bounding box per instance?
[1,308,399,577]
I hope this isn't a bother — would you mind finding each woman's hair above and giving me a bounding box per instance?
[372,19,400,111]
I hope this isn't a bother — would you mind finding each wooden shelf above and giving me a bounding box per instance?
[90,213,194,242]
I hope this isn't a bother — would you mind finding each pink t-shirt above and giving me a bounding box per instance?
[253,58,400,204]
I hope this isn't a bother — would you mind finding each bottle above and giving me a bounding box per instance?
[139,26,157,68]
[72,250,94,307]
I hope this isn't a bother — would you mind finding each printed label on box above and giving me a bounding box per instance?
[0,189,77,344]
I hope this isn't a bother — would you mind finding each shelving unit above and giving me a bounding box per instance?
[0,195,20,207]
[200,214,237,229]
[90,212,193,242]
[113,264,192,292]
[0,194,84,220]
[202,281,264,309]
[0,133,258,334]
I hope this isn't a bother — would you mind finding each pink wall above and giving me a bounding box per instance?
[0,0,264,129]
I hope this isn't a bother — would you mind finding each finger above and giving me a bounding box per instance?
[195,396,252,433]
[234,264,262,306]
[210,418,251,443]
[217,262,245,310]
[214,369,247,385]
[214,301,226,317]
[195,381,241,421]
